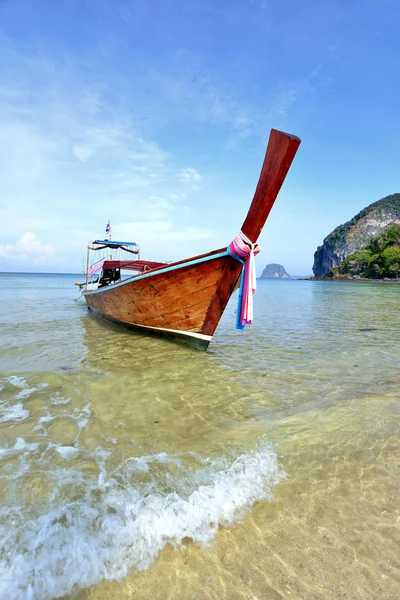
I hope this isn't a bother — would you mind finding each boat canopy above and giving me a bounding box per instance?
[88,239,140,257]
[86,238,142,283]
[92,240,138,247]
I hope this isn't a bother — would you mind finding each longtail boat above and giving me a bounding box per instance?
[78,129,301,350]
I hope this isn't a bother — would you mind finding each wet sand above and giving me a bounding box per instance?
[75,391,400,600]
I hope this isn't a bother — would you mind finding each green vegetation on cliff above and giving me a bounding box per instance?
[326,194,400,247]
[313,193,400,277]
[333,224,400,279]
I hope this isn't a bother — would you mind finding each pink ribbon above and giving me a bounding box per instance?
[88,259,104,277]
[229,231,260,328]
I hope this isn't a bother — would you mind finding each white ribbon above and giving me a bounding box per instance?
[237,230,258,322]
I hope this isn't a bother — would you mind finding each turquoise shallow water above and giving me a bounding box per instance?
[0,273,399,599]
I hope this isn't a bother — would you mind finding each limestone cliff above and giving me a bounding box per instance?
[313,194,400,277]
[260,264,290,279]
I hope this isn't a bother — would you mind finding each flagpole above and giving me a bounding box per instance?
[106,220,112,259]
[85,244,89,289]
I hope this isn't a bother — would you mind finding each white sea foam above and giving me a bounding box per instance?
[6,376,48,400]
[0,377,50,425]
[72,403,92,430]
[0,402,30,423]
[0,440,284,600]
[12,438,39,453]
[38,415,55,424]
[55,446,80,460]
[32,413,56,436]
[0,438,39,460]
[48,394,71,405]
[7,376,27,388]
[14,384,48,400]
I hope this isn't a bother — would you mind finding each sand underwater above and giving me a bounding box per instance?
[0,274,398,599]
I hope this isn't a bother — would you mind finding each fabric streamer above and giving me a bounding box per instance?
[228,231,261,329]
[88,259,104,277]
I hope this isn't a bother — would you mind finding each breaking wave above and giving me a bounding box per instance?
[0,441,284,599]
[0,375,286,599]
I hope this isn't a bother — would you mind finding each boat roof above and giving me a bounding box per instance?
[92,239,138,246]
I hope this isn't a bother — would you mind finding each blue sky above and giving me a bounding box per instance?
[0,0,399,274]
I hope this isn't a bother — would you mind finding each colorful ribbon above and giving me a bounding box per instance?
[228,231,260,329]
[88,259,104,277]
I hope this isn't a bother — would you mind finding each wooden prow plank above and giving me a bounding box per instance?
[241,129,301,243]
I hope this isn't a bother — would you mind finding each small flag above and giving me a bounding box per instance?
[105,220,111,234]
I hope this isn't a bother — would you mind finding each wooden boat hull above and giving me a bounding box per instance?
[83,248,243,350]
[82,129,301,350]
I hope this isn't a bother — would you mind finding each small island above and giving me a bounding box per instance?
[260,263,290,279]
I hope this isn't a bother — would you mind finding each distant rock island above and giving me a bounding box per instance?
[313,193,400,278]
[260,264,290,279]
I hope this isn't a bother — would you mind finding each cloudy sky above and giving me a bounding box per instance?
[0,0,398,274]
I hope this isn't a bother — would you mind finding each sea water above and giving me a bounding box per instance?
[0,273,398,599]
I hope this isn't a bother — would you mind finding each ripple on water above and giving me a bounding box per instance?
[0,277,399,599]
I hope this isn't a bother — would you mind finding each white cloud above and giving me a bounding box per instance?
[112,220,213,244]
[0,233,56,263]
[167,192,187,202]
[178,167,201,186]
[71,126,137,162]
[72,144,94,162]
[0,34,309,272]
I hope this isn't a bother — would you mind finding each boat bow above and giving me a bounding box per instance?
[82,129,301,349]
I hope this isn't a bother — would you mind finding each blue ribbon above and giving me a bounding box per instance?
[227,246,246,330]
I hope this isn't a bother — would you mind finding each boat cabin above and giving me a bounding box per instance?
[84,240,166,291]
